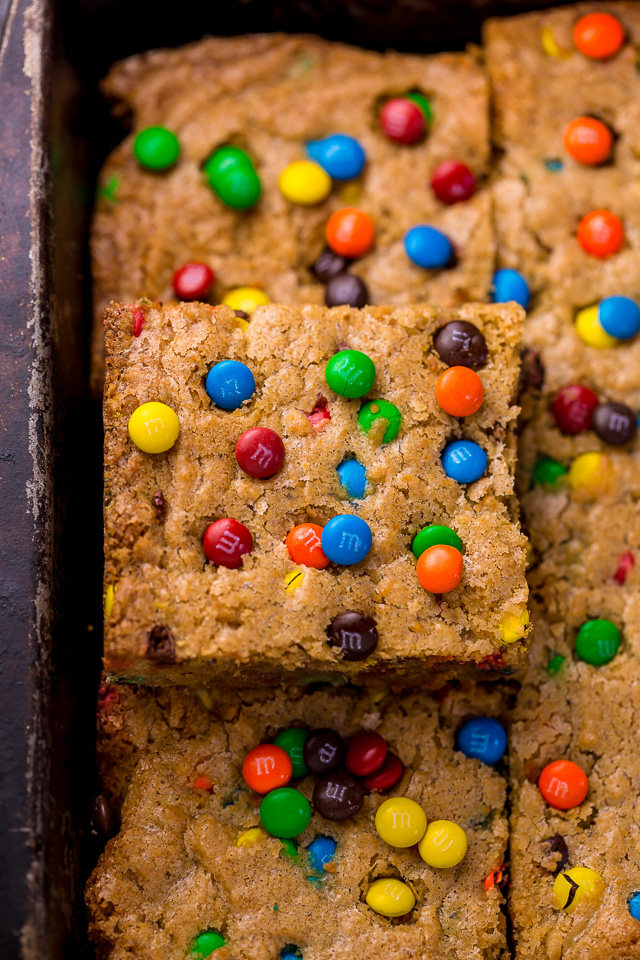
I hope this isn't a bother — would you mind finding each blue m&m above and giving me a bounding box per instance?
[492,269,530,310]
[404,225,453,269]
[599,296,640,340]
[321,514,372,564]
[307,835,337,871]
[205,360,255,410]
[307,134,366,180]
[337,458,367,498]
[629,892,640,921]
[457,717,507,764]
[441,439,488,484]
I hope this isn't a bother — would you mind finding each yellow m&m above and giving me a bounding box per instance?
[575,305,617,348]
[128,401,180,454]
[366,877,416,917]
[568,452,612,495]
[222,287,270,317]
[499,609,530,644]
[279,160,332,205]
[418,819,468,868]
[553,866,604,912]
[236,827,266,847]
[375,797,427,848]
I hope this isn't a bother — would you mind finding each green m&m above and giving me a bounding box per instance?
[273,728,310,778]
[407,91,433,124]
[532,457,567,488]
[575,618,621,666]
[260,787,311,839]
[326,349,375,399]
[192,929,226,956]
[204,145,261,209]
[133,126,180,170]
[358,399,402,443]
[412,524,463,559]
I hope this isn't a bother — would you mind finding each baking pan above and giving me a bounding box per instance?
[0,0,574,956]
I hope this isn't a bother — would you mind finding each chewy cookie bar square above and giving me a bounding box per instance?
[103,301,528,687]
[87,683,511,960]
[91,33,494,389]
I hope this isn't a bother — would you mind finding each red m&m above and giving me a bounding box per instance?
[235,427,285,478]
[431,161,475,204]
[346,731,387,777]
[577,210,623,258]
[285,523,330,569]
[243,744,292,793]
[538,760,589,810]
[203,518,253,568]
[380,98,425,144]
[172,262,215,300]
[361,752,404,792]
[552,384,599,434]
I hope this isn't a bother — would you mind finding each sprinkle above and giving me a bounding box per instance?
[484,865,506,891]
[133,308,145,337]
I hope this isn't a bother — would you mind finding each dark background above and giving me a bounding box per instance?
[0,0,572,956]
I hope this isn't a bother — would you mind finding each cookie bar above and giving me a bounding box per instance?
[87,683,511,960]
[103,300,528,686]
[91,33,494,389]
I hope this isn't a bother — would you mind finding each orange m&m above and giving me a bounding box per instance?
[577,209,623,258]
[326,208,375,259]
[573,12,625,60]
[416,544,463,593]
[538,759,588,810]
[563,117,613,166]
[285,523,330,569]
[436,366,484,417]
[242,744,292,794]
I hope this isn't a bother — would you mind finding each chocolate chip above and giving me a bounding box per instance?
[518,348,545,396]
[325,273,369,308]
[592,401,637,445]
[146,624,176,663]
[327,611,378,661]
[152,489,165,522]
[313,770,364,820]
[312,248,351,283]
[303,729,345,776]
[433,320,488,369]
[91,795,116,838]
[545,834,569,875]
[233,309,249,320]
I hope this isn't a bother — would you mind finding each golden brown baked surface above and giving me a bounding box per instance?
[91,33,494,389]
[87,683,511,960]
[103,301,527,686]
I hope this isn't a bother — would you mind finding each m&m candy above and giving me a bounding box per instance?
[577,210,623,258]
[404,225,453,269]
[326,611,379,661]
[441,439,488,484]
[192,930,227,956]
[575,618,621,665]
[457,717,507,764]
[133,126,180,170]
[128,401,180,453]
[552,384,598,434]
[532,457,567,488]
[222,287,270,316]
[203,518,253,568]
[416,544,463,593]
[325,273,369,308]
[260,787,312,839]
[313,770,364,820]
[553,867,604,912]
[336,458,367,498]
[574,304,617,348]
[204,145,253,179]
[278,160,331,205]
[242,744,293,794]
[235,427,285,478]
[172,262,215,300]
[307,134,366,180]
[303,729,345,775]
[285,523,330,569]
[628,892,640,921]
[325,349,375,398]
[358,399,402,443]
[492,268,530,310]
[204,146,261,208]
[538,760,588,810]
[281,947,302,960]
[412,524,462,559]
[592,401,637,445]
[345,731,387,777]
[205,360,255,410]
[434,320,488,369]
[599,296,640,340]
[375,797,427,847]
[306,835,337,872]
[567,451,612,495]
[361,753,404,792]
[563,117,613,166]
[273,728,310,779]
[431,161,475,204]
[312,248,351,283]
[418,820,467,868]
[573,12,625,59]
[321,514,372,565]
[326,208,375,258]
[380,97,426,144]
[499,609,529,644]
[436,366,484,417]
[366,878,415,917]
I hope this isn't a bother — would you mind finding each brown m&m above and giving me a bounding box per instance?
[434,320,488,369]
[327,611,378,661]
[313,770,365,820]
[303,729,345,776]
[592,401,637,445]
